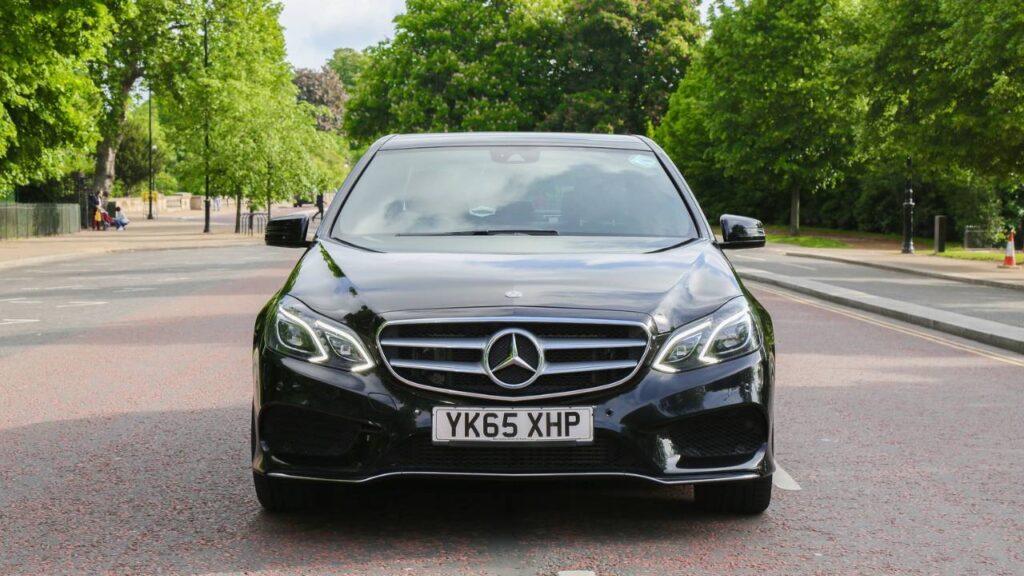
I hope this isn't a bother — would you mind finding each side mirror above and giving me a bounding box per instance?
[719,214,766,249]
[265,213,311,248]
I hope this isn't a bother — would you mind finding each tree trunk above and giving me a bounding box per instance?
[234,189,242,234]
[91,67,140,199]
[789,187,801,237]
[91,138,118,199]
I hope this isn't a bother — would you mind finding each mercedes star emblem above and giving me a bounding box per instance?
[482,328,545,389]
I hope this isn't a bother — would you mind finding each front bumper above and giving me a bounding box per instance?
[252,346,774,486]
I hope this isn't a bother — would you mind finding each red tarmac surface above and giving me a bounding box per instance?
[0,249,1022,575]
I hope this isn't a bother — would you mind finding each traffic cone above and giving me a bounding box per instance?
[999,229,1018,268]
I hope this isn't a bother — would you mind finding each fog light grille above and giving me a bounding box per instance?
[666,406,766,460]
[260,405,359,464]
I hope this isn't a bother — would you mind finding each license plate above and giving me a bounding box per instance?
[432,407,594,444]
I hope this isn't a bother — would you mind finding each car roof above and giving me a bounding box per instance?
[380,132,651,151]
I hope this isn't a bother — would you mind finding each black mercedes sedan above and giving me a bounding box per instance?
[254,132,774,514]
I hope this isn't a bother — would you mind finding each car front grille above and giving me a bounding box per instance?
[389,435,646,473]
[377,318,651,401]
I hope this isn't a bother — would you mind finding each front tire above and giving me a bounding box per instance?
[694,475,773,514]
[253,471,310,513]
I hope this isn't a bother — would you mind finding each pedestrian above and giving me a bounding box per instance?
[214,195,222,211]
[93,202,104,231]
[88,192,100,231]
[113,207,130,231]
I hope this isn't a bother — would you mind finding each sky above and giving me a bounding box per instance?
[279,0,405,69]
[279,0,714,70]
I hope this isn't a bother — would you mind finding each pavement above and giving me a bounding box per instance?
[1,244,1023,575]
[0,205,314,271]
[733,245,1024,354]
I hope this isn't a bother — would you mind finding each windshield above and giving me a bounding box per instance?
[333,146,698,253]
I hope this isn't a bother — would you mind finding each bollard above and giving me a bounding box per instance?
[933,215,946,253]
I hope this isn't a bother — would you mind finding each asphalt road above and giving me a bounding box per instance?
[1,245,1022,575]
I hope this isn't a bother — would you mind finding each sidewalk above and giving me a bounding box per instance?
[782,247,1024,291]
[737,245,1024,355]
[0,215,260,271]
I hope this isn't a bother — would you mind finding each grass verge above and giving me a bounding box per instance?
[766,234,849,248]
[936,248,1007,262]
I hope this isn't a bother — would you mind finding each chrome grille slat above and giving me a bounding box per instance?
[389,359,486,374]
[539,338,647,350]
[377,316,652,402]
[380,337,487,349]
[541,360,639,375]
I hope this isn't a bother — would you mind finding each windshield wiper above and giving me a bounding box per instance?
[397,229,559,237]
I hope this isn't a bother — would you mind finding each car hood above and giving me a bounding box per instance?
[282,239,744,332]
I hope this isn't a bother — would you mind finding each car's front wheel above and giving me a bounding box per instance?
[252,470,311,513]
[693,475,773,514]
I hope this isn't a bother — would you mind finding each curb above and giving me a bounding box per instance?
[739,268,1024,355]
[784,251,1024,293]
[0,239,261,272]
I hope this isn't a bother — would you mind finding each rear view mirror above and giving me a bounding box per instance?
[719,214,766,249]
[265,213,311,248]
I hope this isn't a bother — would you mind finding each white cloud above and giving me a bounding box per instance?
[279,0,406,69]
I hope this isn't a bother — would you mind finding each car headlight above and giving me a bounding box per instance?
[652,297,759,373]
[268,295,374,372]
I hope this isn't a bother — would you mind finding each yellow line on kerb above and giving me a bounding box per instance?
[751,283,1024,369]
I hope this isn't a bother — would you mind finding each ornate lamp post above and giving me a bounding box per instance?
[902,156,915,254]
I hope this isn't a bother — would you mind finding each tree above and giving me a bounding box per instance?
[666,0,851,236]
[542,0,703,133]
[293,67,347,132]
[0,0,114,193]
[115,98,168,195]
[162,0,346,231]
[87,0,187,200]
[344,0,701,144]
[326,47,369,90]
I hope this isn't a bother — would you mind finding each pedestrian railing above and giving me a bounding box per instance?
[0,203,80,240]
[242,212,268,236]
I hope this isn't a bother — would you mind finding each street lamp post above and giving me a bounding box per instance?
[902,156,915,254]
[147,86,155,220]
[202,15,212,234]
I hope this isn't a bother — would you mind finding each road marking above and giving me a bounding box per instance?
[777,262,817,271]
[0,318,40,326]
[558,571,597,576]
[56,300,109,308]
[115,287,156,293]
[752,283,1024,368]
[773,463,802,491]
[0,297,42,304]
[731,254,766,262]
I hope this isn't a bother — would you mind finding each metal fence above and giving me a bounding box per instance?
[241,212,268,236]
[0,203,80,240]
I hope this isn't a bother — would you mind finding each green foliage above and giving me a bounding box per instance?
[326,47,369,90]
[0,0,115,194]
[115,98,169,195]
[345,0,701,144]
[659,0,851,235]
[657,0,1022,240]
[160,0,347,214]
